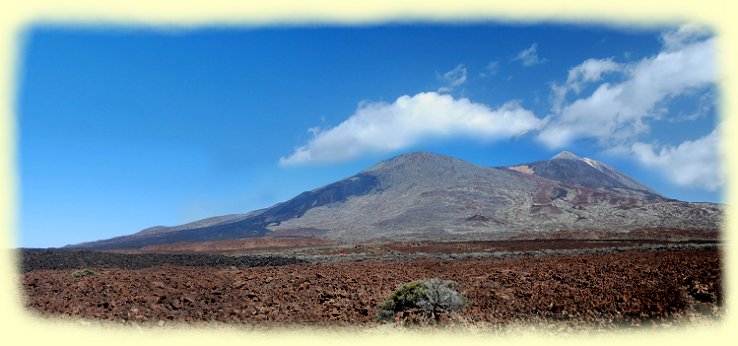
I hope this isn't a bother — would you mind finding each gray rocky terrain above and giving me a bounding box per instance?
[68,151,722,250]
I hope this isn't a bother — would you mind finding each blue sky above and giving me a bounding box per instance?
[17,23,721,248]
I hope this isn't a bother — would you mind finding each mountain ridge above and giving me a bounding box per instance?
[505,151,660,197]
[67,151,722,250]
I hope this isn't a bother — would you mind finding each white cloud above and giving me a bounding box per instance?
[630,130,722,190]
[437,64,467,93]
[514,43,547,66]
[661,24,712,51]
[538,35,716,148]
[551,57,622,112]
[279,92,543,165]
[564,58,621,93]
[480,60,499,77]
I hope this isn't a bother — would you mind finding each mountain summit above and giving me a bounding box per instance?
[551,151,581,160]
[69,151,721,250]
[507,152,659,197]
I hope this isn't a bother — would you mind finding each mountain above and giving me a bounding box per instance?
[506,151,661,199]
[68,152,722,250]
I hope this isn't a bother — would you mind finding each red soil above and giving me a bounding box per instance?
[22,248,721,328]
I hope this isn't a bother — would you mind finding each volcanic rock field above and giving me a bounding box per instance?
[21,242,722,329]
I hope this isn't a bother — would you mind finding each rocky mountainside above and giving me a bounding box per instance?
[68,152,722,250]
[507,151,660,198]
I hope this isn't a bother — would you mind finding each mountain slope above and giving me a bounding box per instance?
[68,151,722,250]
[270,152,539,240]
[506,151,661,198]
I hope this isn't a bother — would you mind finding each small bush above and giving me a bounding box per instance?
[376,280,428,321]
[417,278,465,320]
[376,278,464,323]
[71,269,95,277]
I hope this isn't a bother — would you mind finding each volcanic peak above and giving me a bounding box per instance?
[551,151,581,160]
[362,151,464,173]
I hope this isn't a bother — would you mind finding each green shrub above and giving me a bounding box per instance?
[376,278,464,323]
[376,280,428,321]
[71,269,95,277]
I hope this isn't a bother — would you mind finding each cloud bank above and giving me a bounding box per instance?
[279,92,543,165]
[538,25,719,190]
[630,129,722,191]
[538,35,716,149]
[537,25,719,190]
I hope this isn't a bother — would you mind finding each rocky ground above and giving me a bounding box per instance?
[20,249,305,272]
[20,245,722,329]
[100,237,718,257]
